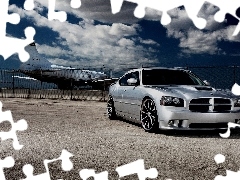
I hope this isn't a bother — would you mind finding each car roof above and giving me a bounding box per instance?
[128,67,188,72]
[118,67,191,81]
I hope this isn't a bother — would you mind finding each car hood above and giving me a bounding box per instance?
[145,85,234,100]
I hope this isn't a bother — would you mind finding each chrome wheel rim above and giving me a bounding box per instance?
[141,99,157,131]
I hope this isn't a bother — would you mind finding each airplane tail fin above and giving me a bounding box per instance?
[20,42,52,71]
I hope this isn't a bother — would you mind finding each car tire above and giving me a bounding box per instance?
[140,98,159,132]
[107,96,117,120]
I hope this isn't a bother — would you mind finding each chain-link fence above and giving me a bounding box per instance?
[0,66,239,101]
[0,69,111,101]
[187,66,240,90]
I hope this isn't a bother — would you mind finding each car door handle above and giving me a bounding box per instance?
[124,89,126,91]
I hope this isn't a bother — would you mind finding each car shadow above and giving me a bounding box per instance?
[111,117,240,139]
[114,116,142,128]
[159,129,240,139]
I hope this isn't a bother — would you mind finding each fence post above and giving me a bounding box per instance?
[70,79,73,100]
[70,69,73,100]
[40,69,42,99]
[1,70,2,98]
[12,71,15,97]
[28,88,31,98]
[103,79,106,102]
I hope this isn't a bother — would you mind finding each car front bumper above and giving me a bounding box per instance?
[159,108,240,130]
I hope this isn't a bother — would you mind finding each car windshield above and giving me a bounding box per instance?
[142,69,205,86]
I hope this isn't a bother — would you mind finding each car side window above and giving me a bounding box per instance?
[119,73,131,86]
[130,71,140,85]
[119,71,140,86]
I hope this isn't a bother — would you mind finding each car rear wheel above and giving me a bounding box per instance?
[140,98,159,132]
[107,96,117,120]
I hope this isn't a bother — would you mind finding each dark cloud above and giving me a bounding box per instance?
[79,0,140,23]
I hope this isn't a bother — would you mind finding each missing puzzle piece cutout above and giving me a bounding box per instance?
[45,0,82,22]
[24,0,81,10]
[0,0,35,62]
[110,0,240,35]
[219,122,240,138]
[0,156,15,180]
[21,149,73,180]
[24,0,35,11]
[116,159,158,180]
[0,27,35,62]
[24,0,81,22]
[0,101,28,150]
[207,0,240,36]
[79,169,108,180]
[0,0,82,62]
[214,154,240,180]
[231,83,240,96]
[110,0,210,28]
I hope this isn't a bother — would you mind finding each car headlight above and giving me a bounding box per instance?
[234,99,240,107]
[160,96,184,107]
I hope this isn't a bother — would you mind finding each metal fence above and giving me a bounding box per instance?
[187,66,240,90]
[0,66,239,101]
[0,70,109,101]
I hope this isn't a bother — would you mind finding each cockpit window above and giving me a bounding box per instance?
[142,69,205,86]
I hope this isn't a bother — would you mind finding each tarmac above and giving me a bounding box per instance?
[1,98,240,179]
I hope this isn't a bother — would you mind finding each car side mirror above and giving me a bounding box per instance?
[127,78,138,86]
[203,80,210,86]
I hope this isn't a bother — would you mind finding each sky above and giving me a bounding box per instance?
[1,0,240,76]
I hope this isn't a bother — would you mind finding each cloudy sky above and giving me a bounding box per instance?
[2,0,240,75]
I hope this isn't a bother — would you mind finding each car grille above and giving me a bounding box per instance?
[189,98,232,112]
[189,123,228,129]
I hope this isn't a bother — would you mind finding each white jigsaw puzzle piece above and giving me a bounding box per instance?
[182,0,208,29]
[206,0,240,23]
[110,0,240,35]
[116,159,158,180]
[24,0,35,11]
[219,122,240,138]
[0,0,36,62]
[0,101,28,150]
[231,83,240,96]
[22,164,51,180]
[0,156,15,180]
[214,154,240,179]
[214,154,226,165]
[215,170,240,180]
[48,0,67,22]
[21,149,73,180]
[24,0,82,20]
[110,0,207,28]
[207,0,240,36]
[71,0,81,9]
[79,169,108,180]
[0,0,82,62]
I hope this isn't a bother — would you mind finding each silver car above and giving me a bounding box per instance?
[107,67,240,132]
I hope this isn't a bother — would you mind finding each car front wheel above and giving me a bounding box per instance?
[140,98,159,132]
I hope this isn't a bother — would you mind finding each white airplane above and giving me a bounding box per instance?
[19,43,110,89]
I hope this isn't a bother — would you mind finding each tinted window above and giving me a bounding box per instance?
[142,69,205,86]
[119,73,131,86]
